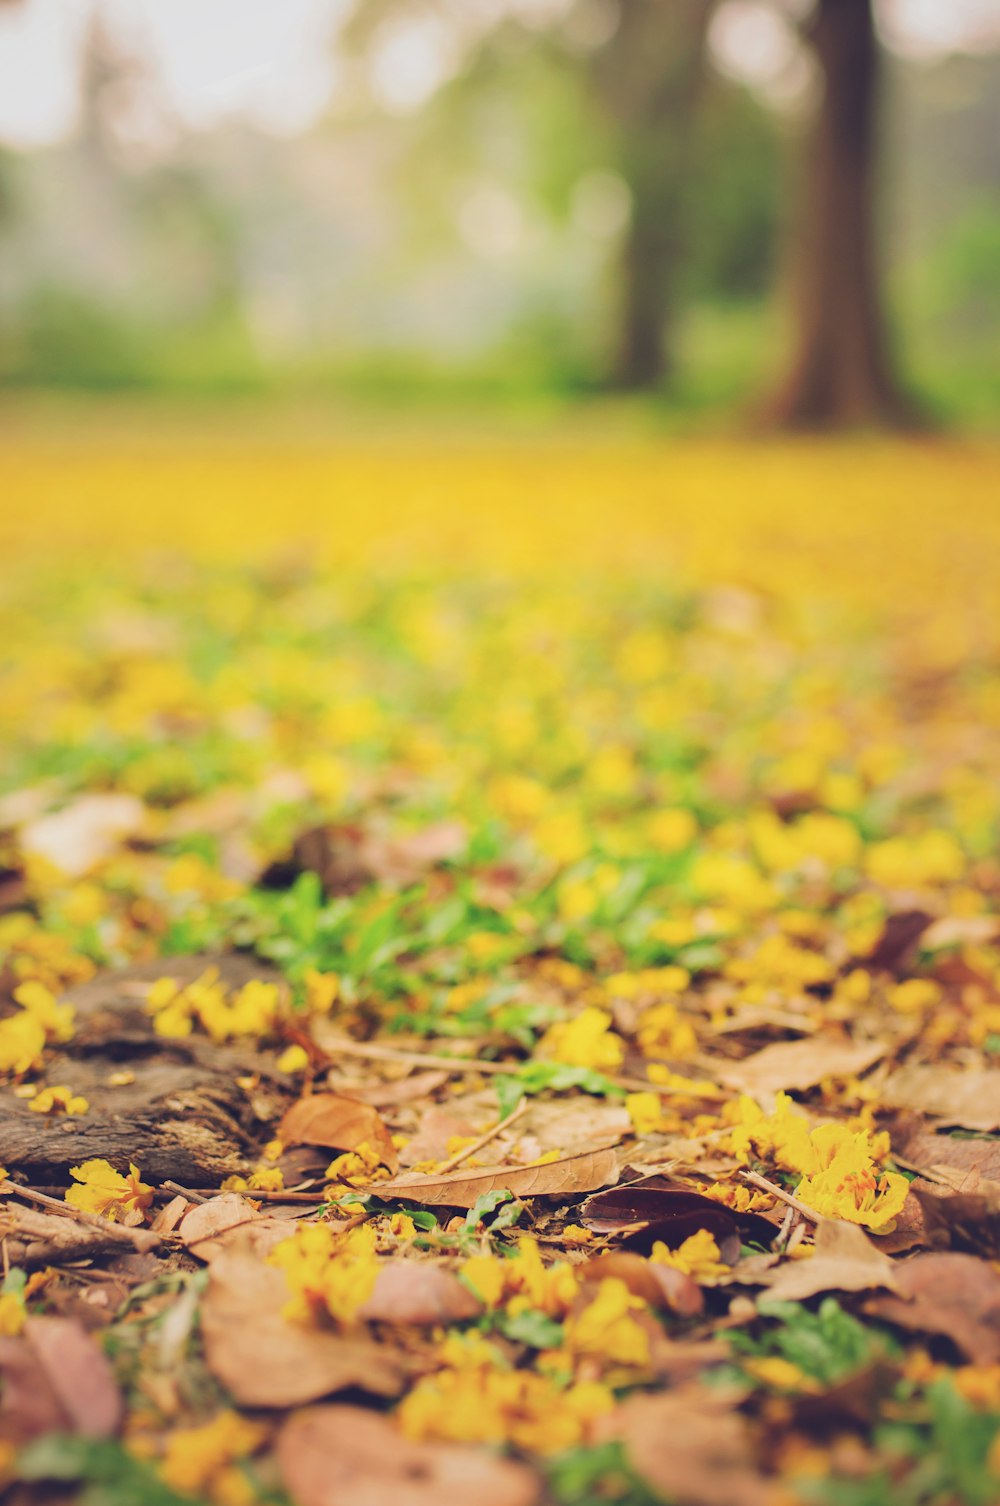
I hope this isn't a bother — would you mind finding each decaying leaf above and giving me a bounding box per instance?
[580,1175,776,1256]
[178,1192,293,1263]
[895,1128,1000,1184]
[860,910,934,972]
[604,1386,771,1506]
[865,1252,1000,1364]
[709,1037,884,1101]
[0,1317,122,1443]
[279,1406,540,1506]
[911,1181,1000,1258]
[279,1093,398,1172]
[200,1249,404,1406]
[880,1065,1000,1132]
[357,1261,483,1325]
[756,1219,899,1303]
[579,1252,703,1316]
[20,793,146,878]
[378,1147,618,1209]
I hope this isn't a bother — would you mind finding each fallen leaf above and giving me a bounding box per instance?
[20,794,146,878]
[865,1252,1000,1364]
[265,820,466,897]
[278,1405,540,1506]
[896,1129,1000,1183]
[350,1070,450,1109]
[580,1176,776,1255]
[911,1182,1000,1258]
[378,1147,618,1209]
[880,1066,1000,1131]
[178,1192,292,1263]
[579,1253,703,1316]
[604,1386,771,1506]
[756,1219,899,1302]
[709,1038,884,1101]
[0,1317,122,1443]
[201,1249,403,1407]
[859,910,934,972]
[280,1094,398,1173]
[357,1261,483,1325]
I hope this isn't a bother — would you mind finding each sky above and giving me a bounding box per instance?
[0,0,998,150]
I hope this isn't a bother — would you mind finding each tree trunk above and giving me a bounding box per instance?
[766,0,916,428]
[592,0,713,391]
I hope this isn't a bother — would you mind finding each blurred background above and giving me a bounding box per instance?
[0,0,996,427]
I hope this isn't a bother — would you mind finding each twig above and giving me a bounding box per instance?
[161,1180,210,1205]
[324,1037,513,1075]
[0,1182,161,1252]
[435,1099,529,1176]
[326,1036,721,1100]
[163,1185,326,1204]
[738,1170,822,1225]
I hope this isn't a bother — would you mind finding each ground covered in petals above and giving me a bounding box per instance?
[1,411,999,1505]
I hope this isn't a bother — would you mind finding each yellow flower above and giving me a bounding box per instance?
[625,1091,664,1135]
[650,1229,730,1283]
[270,1220,379,1326]
[635,1002,697,1060]
[399,1360,613,1455]
[0,1292,26,1337]
[247,1165,284,1192]
[65,1160,153,1222]
[276,1043,309,1073]
[461,1236,580,1319]
[563,1278,650,1369]
[159,1411,265,1498]
[11,981,75,1043]
[304,968,339,1015]
[0,1012,47,1075]
[538,1007,624,1072]
[29,1085,89,1115]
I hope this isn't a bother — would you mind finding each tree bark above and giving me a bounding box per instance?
[592,0,713,390]
[766,0,916,428]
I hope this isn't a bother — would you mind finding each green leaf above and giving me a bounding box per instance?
[498,1307,564,1349]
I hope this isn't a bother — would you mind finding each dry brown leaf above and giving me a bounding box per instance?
[0,1317,122,1443]
[178,1192,292,1263]
[349,1070,449,1109]
[201,1249,403,1407]
[580,1252,703,1316]
[709,1038,884,1101]
[605,1386,771,1506]
[865,1252,1000,1364]
[21,793,146,878]
[280,1093,398,1173]
[756,1219,899,1303]
[357,1261,482,1325]
[911,1182,1000,1258]
[378,1147,618,1209]
[896,1129,1000,1183]
[881,1066,1000,1132]
[278,1405,540,1506]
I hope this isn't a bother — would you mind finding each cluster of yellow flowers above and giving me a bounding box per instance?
[145,969,286,1043]
[269,1221,380,1326]
[0,981,74,1076]
[726,1093,909,1230]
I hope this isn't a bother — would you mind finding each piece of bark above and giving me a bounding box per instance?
[0,957,294,1184]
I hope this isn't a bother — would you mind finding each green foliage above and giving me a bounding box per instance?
[16,1437,206,1506]
[495,1061,623,1118]
[546,1441,662,1506]
[731,1299,891,1387]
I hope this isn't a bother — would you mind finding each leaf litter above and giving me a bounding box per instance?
[1,440,999,1504]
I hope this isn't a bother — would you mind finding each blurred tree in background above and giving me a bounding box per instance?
[0,0,996,424]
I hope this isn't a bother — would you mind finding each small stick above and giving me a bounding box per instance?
[738,1169,821,1225]
[435,1099,528,1176]
[325,1038,513,1075]
[161,1180,210,1205]
[327,1037,720,1099]
[0,1182,161,1252]
[165,1185,327,1204]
